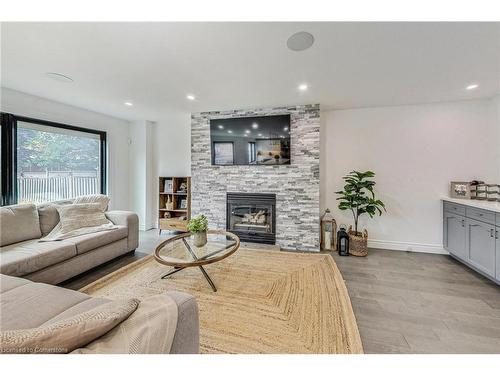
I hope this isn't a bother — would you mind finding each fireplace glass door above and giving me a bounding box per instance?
[226,193,276,244]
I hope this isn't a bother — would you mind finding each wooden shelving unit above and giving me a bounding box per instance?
[158,177,191,233]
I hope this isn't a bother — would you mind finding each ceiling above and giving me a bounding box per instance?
[1,22,499,121]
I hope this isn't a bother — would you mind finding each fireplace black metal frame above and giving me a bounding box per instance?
[226,192,276,245]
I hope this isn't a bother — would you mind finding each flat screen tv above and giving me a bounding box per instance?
[210,114,291,166]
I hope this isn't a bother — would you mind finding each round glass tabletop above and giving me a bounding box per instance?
[154,229,240,268]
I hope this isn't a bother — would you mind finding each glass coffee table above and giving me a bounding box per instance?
[154,230,240,292]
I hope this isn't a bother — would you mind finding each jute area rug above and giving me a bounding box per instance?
[80,248,363,354]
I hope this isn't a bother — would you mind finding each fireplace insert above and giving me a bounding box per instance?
[226,192,276,244]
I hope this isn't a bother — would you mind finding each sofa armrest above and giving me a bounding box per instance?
[105,211,139,251]
[166,291,200,354]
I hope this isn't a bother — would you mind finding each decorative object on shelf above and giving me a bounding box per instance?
[337,225,349,256]
[163,179,173,193]
[187,214,209,247]
[486,184,499,202]
[163,212,171,219]
[179,199,187,209]
[336,170,386,257]
[178,216,187,221]
[178,182,188,192]
[165,196,174,210]
[450,181,473,199]
[320,208,337,251]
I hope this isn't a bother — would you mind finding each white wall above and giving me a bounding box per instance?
[128,120,154,230]
[321,98,499,253]
[151,112,191,227]
[1,88,131,210]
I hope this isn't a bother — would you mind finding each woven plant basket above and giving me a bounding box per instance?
[348,226,368,257]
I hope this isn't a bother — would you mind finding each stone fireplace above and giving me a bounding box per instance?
[191,104,320,252]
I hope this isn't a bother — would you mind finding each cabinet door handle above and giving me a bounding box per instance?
[490,229,494,238]
[496,230,498,239]
[461,219,465,227]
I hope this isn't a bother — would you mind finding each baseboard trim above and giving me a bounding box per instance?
[368,239,448,255]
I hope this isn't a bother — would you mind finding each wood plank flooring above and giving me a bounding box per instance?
[62,230,500,354]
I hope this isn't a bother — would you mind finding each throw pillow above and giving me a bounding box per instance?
[57,203,112,234]
[73,194,110,212]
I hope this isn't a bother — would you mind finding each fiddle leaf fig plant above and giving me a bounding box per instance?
[187,214,208,233]
[335,171,386,235]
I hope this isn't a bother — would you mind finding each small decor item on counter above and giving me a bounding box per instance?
[337,225,349,256]
[320,208,337,251]
[336,170,386,257]
[163,212,171,219]
[486,184,500,202]
[163,179,173,193]
[476,183,487,200]
[187,214,209,247]
[450,181,473,199]
[165,196,174,210]
[469,180,484,199]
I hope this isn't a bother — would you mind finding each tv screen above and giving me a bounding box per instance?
[210,114,291,166]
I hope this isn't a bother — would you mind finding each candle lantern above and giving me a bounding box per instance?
[320,208,337,251]
[337,225,350,256]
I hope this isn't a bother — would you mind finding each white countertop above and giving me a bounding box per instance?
[442,196,500,213]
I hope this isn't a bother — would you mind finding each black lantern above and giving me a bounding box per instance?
[337,225,349,256]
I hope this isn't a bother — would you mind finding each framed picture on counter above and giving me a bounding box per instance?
[450,181,471,199]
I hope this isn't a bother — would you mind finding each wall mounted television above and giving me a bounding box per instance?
[210,114,291,166]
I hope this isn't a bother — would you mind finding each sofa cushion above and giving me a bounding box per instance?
[0,239,76,277]
[62,225,128,255]
[37,200,73,236]
[0,204,42,247]
[0,274,108,330]
[1,298,139,354]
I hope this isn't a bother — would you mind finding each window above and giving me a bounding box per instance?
[248,142,256,163]
[1,113,106,205]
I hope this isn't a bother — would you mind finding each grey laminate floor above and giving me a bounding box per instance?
[62,230,500,354]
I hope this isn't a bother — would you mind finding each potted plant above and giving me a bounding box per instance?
[335,171,386,256]
[187,214,209,247]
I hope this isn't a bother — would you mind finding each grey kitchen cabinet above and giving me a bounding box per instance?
[497,230,500,280]
[443,199,499,285]
[443,212,467,260]
[466,218,496,277]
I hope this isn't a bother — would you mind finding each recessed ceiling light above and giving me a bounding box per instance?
[218,125,224,129]
[298,84,308,91]
[244,134,248,137]
[46,72,74,83]
[287,31,314,52]
[245,130,251,134]
[252,123,259,129]
[124,101,133,106]
[466,84,479,90]
[283,126,289,131]
[227,130,233,134]
[258,133,263,137]
[186,94,196,100]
